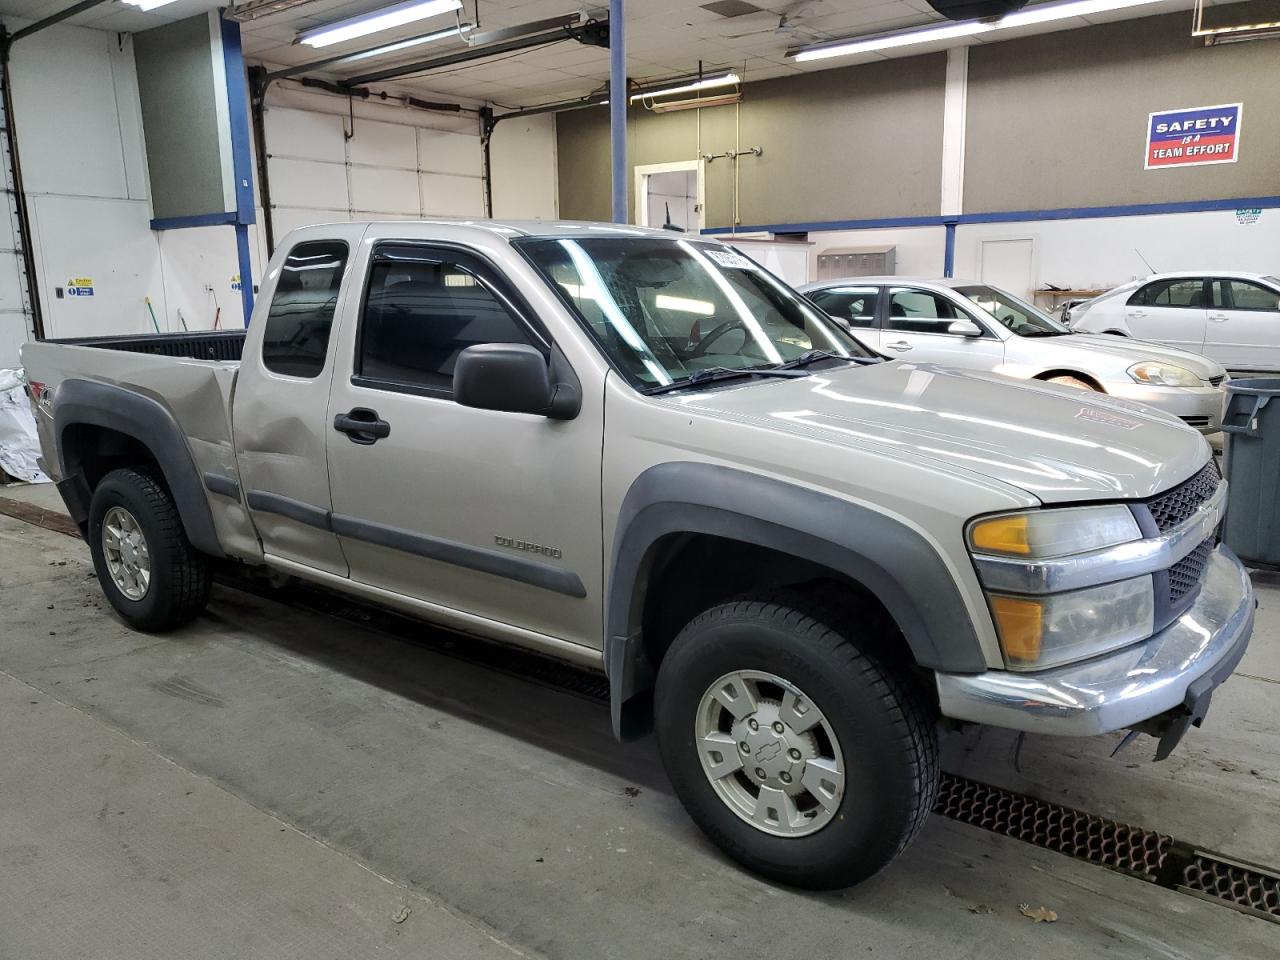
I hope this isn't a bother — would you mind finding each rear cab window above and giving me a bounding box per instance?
[261,241,350,378]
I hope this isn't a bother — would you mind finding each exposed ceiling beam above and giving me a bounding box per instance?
[9,0,111,44]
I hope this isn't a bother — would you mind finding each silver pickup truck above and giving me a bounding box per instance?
[22,221,1255,889]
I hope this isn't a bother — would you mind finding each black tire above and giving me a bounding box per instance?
[87,468,211,632]
[654,591,938,890]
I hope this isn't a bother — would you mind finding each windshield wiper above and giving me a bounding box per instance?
[776,348,882,369]
[1020,329,1071,337]
[648,365,811,394]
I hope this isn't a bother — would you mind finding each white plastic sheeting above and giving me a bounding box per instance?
[0,369,48,483]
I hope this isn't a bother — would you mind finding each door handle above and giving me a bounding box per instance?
[1129,310,1146,318]
[1209,313,1229,322]
[333,407,391,445]
[885,341,913,351]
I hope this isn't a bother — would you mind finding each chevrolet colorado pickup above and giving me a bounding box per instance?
[22,221,1255,889]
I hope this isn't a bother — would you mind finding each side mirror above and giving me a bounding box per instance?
[948,319,983,338]
[453,343,580,420]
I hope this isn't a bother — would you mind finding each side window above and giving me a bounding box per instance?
[1129,279,1205,308]
[1225,280,1280,312]
[357,250,537,394]
[261,241,349,378]
[886,288,968,334]
[810,287,880,328]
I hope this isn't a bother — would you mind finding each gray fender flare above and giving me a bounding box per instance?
[53,379,225,558]
[605,462,986,739]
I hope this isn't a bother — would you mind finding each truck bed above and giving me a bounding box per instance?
[50,330,246,363]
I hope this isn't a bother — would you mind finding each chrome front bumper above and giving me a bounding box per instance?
[935,544,1254,738]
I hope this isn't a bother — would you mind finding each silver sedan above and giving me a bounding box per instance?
[799,276,1227,433]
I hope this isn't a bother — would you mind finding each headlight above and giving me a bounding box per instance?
[988,577,1155,670]
[968,506,1153,670]
[968,505,1141,558]
[1128,361,1201,388]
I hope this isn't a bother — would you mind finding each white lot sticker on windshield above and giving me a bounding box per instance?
[706,249,754,269]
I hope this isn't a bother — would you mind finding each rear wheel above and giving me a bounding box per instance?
[654,592,938,889]
[87,468,211,631]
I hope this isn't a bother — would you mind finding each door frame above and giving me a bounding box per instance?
[634,160,705,232]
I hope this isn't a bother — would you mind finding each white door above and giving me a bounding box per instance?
[1206,278,1280,371]
[1123,277,1208,352]
[979,238,1034,300]
[881,287,1005,369]
[635,161,704,232]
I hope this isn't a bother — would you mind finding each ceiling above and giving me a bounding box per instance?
[0,0,1222,108]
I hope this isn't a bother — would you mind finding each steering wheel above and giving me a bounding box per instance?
[689,318,748,358]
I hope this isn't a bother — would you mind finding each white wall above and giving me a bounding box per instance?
[953,209,1280,291]
[790,208,1278,296]
[806,226,948,281]
[490,113,558,221]
[0,20,255,364]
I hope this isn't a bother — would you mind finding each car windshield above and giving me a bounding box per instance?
[515,236,872,390]
[954,284,1070,337]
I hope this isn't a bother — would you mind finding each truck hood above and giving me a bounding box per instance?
[660,360,1210,503]
[1053,333,1224,379]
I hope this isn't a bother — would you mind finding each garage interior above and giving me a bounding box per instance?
[0,0,1278,958]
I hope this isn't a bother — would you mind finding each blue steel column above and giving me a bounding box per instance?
[609,0,627,224]
[221,13,257,325]
[943,220,957,278]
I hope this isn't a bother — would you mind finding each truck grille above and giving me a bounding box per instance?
[1207,375,1226,387]
[1169,537,1215,604]
[1145,462,1221,533]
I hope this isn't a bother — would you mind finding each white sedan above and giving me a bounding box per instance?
[1069,271,1280,373]
[799,276,1227,433]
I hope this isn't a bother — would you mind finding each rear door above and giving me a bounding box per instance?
[232,226,365,577]
[880,287,1004,369]
[805,284,883,353]
[1206,278,1280,371]
[1123,278,1209,352]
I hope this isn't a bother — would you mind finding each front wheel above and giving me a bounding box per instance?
[87,468,211,632]
[654,593,938,889]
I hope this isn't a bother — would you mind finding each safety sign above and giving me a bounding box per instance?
[1146,103,1242,170]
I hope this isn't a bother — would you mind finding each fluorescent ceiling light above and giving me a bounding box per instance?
[299,0,463,48]
[790,0,1165,61]
[629,73,740,103]
[122,0,184,10]
[334,24,473,64]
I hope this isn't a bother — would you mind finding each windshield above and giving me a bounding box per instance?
[954,284,1069,337]
[515,236,871,389]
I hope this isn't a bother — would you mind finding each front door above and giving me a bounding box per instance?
[324,241,604,649]
[1206,278,1280,372]
[1123,278,1208,352]
[880,287,1005,369]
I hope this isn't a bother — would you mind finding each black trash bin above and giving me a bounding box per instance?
[1222,377,1280,568]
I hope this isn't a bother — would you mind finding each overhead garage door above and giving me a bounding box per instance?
[264,104,485,241]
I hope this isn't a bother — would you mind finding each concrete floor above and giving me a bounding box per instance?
[1,482,1278,959]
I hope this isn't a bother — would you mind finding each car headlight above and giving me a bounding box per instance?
[969,505,1141,558]
[1128,361,1201,388]
[968,506,1154,670]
